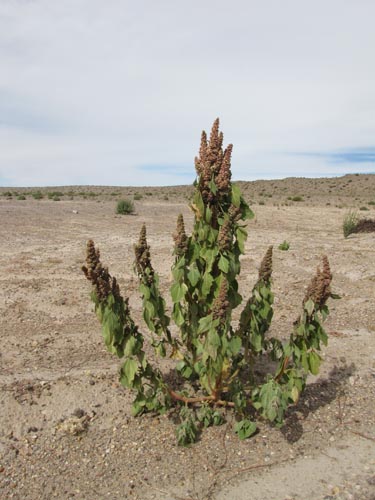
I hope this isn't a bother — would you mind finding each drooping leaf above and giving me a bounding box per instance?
[234,419,257,440]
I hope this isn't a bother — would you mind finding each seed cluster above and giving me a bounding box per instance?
[194,118,232,204]
[173,214,188,256]
[258,246,273,283]
[303,256,332,308]
[82,240,120,302]
[134,224,154,282]
[212,279,230,324]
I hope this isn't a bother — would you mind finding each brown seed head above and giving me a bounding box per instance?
[258,246,273,283]
[303,256,332,309]
[216,144,232,195]
[134,224,154,280]
[218,219,232,251]
[212,279,230,324]
[82,240,115,302]
[173,214,188,256]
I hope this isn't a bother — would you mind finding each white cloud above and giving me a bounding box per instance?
[0,0,374,186]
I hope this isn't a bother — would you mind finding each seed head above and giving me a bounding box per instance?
[258,246,273,283]
[82,240,117,302]
[218,219,232,251]
[303,256,332,309]
[134,224,154,281]
[212,279,230,324]
[173,214,188,257]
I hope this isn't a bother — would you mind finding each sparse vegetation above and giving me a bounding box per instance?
[343,211,359,237]
[291,196,304,202]
[17,195,26,200]
[32,191,43,200]
[278,240,290,251]
[116,199,135,215]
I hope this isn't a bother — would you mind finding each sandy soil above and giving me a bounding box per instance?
[0,180,374,500]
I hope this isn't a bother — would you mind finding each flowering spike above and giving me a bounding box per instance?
[134,224,154,279]
[173,214,188,256]
[303,256,332,308]
[258,246,273,283]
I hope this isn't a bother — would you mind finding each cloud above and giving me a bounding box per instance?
[1,0,375,185]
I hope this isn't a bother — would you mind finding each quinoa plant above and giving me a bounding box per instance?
[83,119,336,444]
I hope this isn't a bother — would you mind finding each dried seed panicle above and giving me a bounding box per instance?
[134,224,154,280]
[303,256,332,308]
[216,144,232,195]
[258,246,273,283]
[194,118,233,206]
[212,279,230,324]
[218,219,232,251]
[173,214,188,256]
[82,240,119,302]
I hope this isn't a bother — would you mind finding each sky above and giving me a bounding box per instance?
[0,0,375,187]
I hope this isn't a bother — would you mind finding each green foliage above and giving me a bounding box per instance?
[278,241,290,251]
[48,191,64,199]
[116,199,135,215]
[133,193,143,200]
[343,210,359,237]
[17,195,26,200]
[83,119,336,445]
[32,191,43,200]
[291,196,304,202]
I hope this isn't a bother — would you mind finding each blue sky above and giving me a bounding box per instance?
[1,0,374,187]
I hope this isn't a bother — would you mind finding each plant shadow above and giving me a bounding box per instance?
[281,360,356,443]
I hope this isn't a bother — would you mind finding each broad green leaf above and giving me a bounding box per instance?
[234,419,257,440]
[120,358,138,387]
[187,267,200,287]
[170,282,187,303]
[304,299,315,316]
[229,336,242,355]
[124,335,138,356]
[218,255,229,273]
[290,386,300,403]
[172,302,185,327]
[198,314,213,334]
[139,283,151,299]
[202,272,214,297]
[308,350,321,375]
[235,227,248,253]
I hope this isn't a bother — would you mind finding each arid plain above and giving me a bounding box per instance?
[1,174,374,500]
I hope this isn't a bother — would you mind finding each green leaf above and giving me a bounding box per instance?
[308,350,321,375]
[171,282,187,303]
[242,204,254,220]
[235,227,248,253]
[229,336,242,355]
[304,299,315,316]
[187,267,200,287]
[198,314,213,334]
[218,255,229,273]
[202,272,214,297]
[209,178,217,194]
[231,184,242,207]
[290,386,300,403]
[172,302,185,327]
[120,358,138,387]
[124,335,138,356]
[205,328,221,361]
[234,419,257,440]
[139,283,151,299]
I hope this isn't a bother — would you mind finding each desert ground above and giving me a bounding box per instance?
[0,174,374,500]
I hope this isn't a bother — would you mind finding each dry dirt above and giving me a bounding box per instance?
[0,177,374,500]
